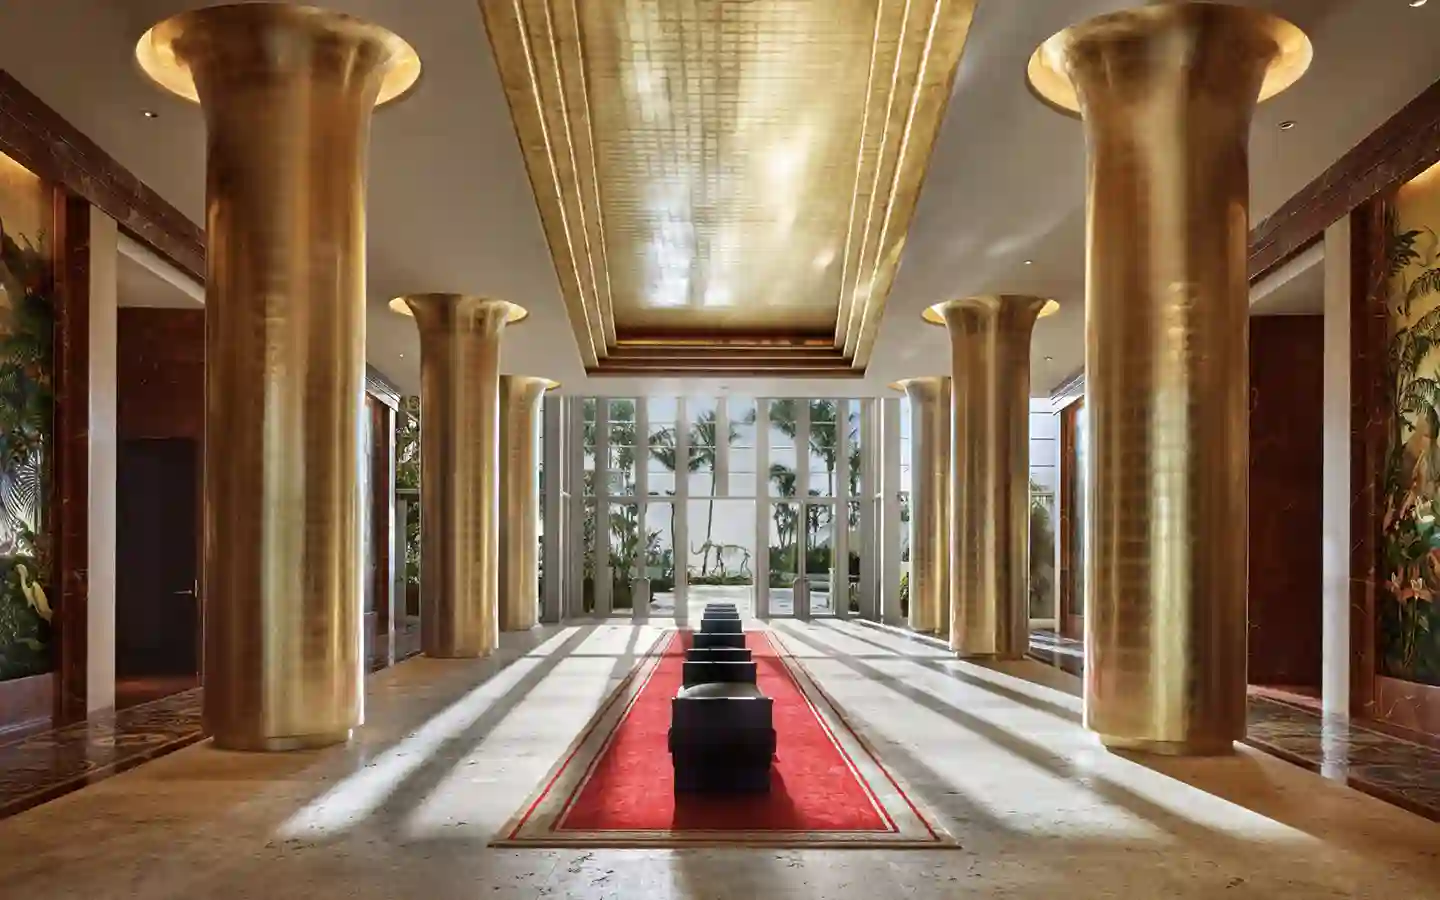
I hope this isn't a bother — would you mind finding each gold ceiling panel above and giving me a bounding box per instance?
[479,0,976,374]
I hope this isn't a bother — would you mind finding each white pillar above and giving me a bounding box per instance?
[675,397,690,625]
[859,399,877,620]
[566,397,586,619]
[633,398,648,621]
[541,393,564,624]
[595,398,612,616]
[835,399,851,618]
[755,399,771,618]
[880,397,903,626]
[87,209,118,714]
[1322,218,1353,720]
[796,400,812,620]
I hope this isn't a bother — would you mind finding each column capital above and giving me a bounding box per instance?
[923,295,1058,330]
[393,295,529,335]
[137,3,421,107]
[1026,3,1309,119]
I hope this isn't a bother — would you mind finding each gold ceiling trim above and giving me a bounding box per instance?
[479,0,977,374]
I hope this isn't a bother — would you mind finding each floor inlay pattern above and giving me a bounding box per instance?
[0,687,203,820]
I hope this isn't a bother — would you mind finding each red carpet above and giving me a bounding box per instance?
[556,631,891,832]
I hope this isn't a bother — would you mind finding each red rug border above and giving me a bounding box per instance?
[765,630,942,842]
[506,628,673,840]
[553,631,681,830]
[748,631,899,834]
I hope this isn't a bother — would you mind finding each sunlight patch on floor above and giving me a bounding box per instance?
[274,627,581,840]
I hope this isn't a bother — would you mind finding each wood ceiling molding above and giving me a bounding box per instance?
[479,0,977,377]
[1249,76,1440,280]
[0,70,204,282]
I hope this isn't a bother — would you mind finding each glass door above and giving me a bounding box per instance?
[768,500,800,616]
[802,500,836,616]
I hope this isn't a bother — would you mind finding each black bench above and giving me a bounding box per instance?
[684,646,752,663]
[682,658,758,688]
[692,631,746,650]
[699,616,743,635]
[669,682,775,793]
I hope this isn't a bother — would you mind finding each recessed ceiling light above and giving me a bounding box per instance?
[1410,0,1427,8]
[1044,356,1054,362]
[1023,259,1034,266]
[1279,120,1296,130]
[142,110,158,119]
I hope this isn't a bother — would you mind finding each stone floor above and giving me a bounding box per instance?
[0,620,1437,898]
[1022,626,1440,821]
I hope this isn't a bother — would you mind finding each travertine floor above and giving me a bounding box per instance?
[2,621,1437,899]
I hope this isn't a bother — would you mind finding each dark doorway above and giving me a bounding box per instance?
[115,438,200,708]
[1247,315,1324,708]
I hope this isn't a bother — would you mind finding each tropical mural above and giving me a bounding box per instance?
[0,152,53,682]
[1381,162,1440,686]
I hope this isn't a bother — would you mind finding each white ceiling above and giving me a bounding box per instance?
[116,234,204,309]
[1250,243,1325,316]
[0,0,1435,398]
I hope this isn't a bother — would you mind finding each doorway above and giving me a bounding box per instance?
[115,438,200,708]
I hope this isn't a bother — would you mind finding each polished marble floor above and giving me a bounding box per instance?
[1021,626,1440,821]
[0,621,1437,898]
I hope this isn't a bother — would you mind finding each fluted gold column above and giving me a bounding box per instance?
[499,376,558,632]
[892,378,950,636]
[926,296,1055,660]
[1028,3,1311,755]
[398,296,528,658]
[135,5,420,751]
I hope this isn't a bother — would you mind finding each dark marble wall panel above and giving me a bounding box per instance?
[116,309,203,441]
[1247,315,1324,688]
[1352,201,1390,721]
[51,193,88,725]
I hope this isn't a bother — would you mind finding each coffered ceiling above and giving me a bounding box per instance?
[0,0,1436,398]
[480,0,975,377]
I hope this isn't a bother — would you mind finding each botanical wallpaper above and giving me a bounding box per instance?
[0,151,52,681]
[1381,161,1440,686]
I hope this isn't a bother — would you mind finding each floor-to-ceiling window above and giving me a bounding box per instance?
[563,394,875,620]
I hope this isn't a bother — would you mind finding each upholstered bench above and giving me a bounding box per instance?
[692,631,746,649]
[682,658,758,688]
[684,646,752,664]
[669,681,775,793]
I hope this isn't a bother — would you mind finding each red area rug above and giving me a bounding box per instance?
[495,628,952,848]
[562,631,887,831]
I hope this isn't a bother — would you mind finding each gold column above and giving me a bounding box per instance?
[1028,3,1311,754]
[892,378,951,636]
[136,5,420,751]
[926,296,1056,660]
[499,376,559,632]
[397,296,528,658]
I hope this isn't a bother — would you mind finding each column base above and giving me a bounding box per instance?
[424,648,492,660]
[954,650,999,661]
[1097,734,1237,757]
[212,728,353,753]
